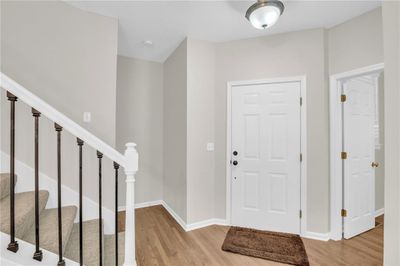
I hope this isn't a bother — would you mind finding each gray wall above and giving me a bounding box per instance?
[214,29,329,233]
[116,56,164,206]
[382,2,400,265]
[1,0,118,146]
[186,39,216,224]
[160,38,216,224]
[328,8,383,75]
[0,0,118,210]
[328,8,385,211]
[163,40,188,222]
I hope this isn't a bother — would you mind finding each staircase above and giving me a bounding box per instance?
[0,173,125,265]
[0,73,138,265]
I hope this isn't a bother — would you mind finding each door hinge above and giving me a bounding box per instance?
[300,153,303,162]
[341,94,347,102]
[341,209,347,217]
[341,152,347,160]
[300,97,303,106]
[299,210,303,219]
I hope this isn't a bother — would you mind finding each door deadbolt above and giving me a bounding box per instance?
[371,162,379,168]
[233,151,238,156]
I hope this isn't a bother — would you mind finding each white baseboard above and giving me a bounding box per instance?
[186,218,228,231]
[160,201,188,230]
[159,201,227,232]
[135,200,163,209]
[118,200,163,212]
[311,208,384,242]
[0,151,116,234]
[302,231,330,241]
[109,199,332,242]
[375,208,384,217]
[119,200,228,232]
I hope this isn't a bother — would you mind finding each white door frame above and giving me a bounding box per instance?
[226,76,307,236]
[329,63,384,240]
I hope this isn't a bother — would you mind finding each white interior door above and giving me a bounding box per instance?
[231,81,301,234]
[343,76,376,239]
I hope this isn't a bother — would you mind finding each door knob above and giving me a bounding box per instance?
[371,162,379,168]
[232,160,238,166]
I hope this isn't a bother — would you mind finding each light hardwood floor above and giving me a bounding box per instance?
[119,205,383,266]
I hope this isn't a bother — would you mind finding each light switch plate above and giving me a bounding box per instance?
[83,112,91,123]
[206,143,214,151]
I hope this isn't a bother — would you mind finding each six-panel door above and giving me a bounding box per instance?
[343,76,376,239]
[231,81,301,234]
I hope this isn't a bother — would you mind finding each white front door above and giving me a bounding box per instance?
[231,81,301,234]
[343,76,376,239]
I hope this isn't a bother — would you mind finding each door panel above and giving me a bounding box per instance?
[231,81,301,234]
[343,76,376,239]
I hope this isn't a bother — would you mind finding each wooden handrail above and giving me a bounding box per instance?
[0,72,126,168]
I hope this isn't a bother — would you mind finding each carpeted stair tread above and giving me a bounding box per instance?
[104,232,125,266]
[23,206,77,254]
[64,219,103,266]
[0,190,49,238]
[0,173,17,200]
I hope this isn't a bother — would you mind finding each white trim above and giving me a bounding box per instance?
[158,201,228,232]
[226,80,233,226]
[375,208,385,218]
[124,201,229,232]
[302,231,330,241]
[226,76,308,236]
[135,200,163,209]
[117,200,163,212]
[329,63,384,240]
[186,219,228,231]
[0,151,116,234]
[161,201,187,231]
[300,77,308,236]
[0,73,126,168]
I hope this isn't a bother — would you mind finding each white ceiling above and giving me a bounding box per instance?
[67,1,382,62]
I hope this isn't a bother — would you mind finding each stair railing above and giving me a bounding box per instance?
[1,72,138,266]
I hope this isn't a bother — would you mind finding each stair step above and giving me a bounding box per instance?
[64,219,104,266]
[0,173,18,200]
[104,232,125,266]
[23,206,77,254]
[0,190,49,239]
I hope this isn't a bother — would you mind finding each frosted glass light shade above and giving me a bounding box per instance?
[246,1,284,30]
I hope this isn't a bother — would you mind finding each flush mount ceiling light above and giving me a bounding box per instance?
[245,0,285,30]
[143,40,154,47]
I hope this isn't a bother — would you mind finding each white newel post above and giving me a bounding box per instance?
[123,143,139,266]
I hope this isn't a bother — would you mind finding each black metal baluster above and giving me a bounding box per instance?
[7,92,18,253]
[97,151,103,266]
[77,138,84,266]
[32,109,43,261]
[113,162,119,266]
[55,123,65,266]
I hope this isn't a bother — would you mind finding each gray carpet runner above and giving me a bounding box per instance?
[0,173,124,265]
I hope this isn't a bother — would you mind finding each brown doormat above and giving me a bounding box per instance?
[222,227,309,266]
